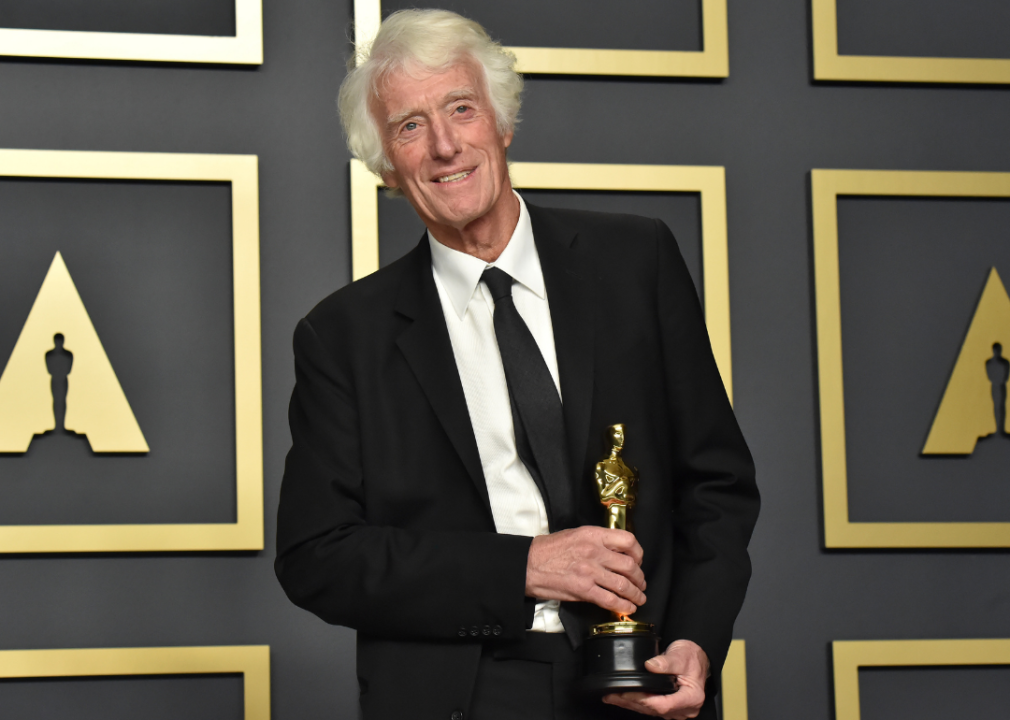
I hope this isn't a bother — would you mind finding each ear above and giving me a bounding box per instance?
[381,170,399,189]
[503,129,514,149]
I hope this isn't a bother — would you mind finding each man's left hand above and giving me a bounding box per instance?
[602,639,709,719]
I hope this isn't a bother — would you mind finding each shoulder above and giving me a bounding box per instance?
[527,203,662,243]
[526,202,673,288]
[526,202,669,263]
[300,240,424,345]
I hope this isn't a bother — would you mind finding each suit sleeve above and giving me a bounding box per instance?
[274,317,533,642]
[652,219,760,680]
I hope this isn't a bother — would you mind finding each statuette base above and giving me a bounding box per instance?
[580,626,675,696]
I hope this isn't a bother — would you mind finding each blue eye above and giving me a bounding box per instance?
[404,122,417,131]
[455,105,467,113]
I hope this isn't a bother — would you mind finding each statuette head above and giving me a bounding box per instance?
[607,423,625,452]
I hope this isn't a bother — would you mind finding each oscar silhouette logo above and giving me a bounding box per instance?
[45,333,73,437]
[923,267,1010,455]
[0,251,148,453]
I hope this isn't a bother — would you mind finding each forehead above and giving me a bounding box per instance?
[375,60,485,116]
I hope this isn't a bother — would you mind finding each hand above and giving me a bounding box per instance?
[603,639,709,719]
[525,526,645,615]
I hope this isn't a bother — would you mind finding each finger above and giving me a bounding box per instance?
[645,653,678,675]
[585,585,638,616]
[606,692,656,703]
[648,641,707,678]
[639,686,705,718]
[601,551,647,591]
[600,529,644,564]
[602,693,661,716]
[596,567,647,606]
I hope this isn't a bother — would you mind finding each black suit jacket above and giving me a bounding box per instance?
[275,204,759,719]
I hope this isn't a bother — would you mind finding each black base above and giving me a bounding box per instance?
[580,670,676,695]
[580,632,676,696]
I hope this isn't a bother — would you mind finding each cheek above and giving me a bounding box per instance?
[388,145,426,181]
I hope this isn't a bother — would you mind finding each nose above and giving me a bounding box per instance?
[429,115,462,159]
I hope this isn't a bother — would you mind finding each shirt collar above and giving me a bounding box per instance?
[428,191,545,320]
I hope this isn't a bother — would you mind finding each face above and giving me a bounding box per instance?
[374,60,514,237]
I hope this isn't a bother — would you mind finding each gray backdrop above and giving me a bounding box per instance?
[1,0,1009,717]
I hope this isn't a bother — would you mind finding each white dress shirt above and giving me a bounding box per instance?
[428,192,564,633]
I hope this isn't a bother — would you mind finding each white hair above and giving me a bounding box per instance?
[338,9,523,177]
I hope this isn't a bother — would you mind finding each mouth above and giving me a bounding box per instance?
[434,168,474,184]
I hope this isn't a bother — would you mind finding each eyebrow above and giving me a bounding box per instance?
[385,86,478,129]
[442,87,477,105]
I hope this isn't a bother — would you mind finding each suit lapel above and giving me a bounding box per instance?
[394,239,493,520]
[527,204,597,505]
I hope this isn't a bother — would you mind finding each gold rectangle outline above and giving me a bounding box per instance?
[833,639,1010,720]
[0,0,262,64]
[812,168,1010,548]
[353,0,728,78]
[721,639,748,720]
[0,148,264,552]
[0,645,270,719]
[811,0,1010,84]
[350,159,733,401]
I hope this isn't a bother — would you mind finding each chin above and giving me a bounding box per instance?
[436,202,491,228]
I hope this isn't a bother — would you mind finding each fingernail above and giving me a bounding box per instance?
[645,658,660,669]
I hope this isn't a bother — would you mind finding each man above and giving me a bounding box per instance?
[276,10,758,720]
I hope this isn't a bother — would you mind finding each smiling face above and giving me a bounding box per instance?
[374,59,516,250]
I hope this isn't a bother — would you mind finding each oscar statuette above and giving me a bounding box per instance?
[581,424,675,696]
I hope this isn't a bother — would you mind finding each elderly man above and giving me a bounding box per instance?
[275,9,758,720]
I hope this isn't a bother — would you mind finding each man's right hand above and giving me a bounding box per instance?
[525,526,646,615]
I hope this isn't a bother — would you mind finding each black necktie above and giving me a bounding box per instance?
[482,267,573,530]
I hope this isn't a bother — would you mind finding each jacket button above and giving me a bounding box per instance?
[481,625,491,636]
[451,711,463,720]
[457,628,467,637]
[493,625,502,636]
[470,626,479,637]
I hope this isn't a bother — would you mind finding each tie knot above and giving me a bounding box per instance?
[481,267,514,303]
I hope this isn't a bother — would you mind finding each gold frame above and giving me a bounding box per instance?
[353,0,728,78]
[812,169,1010,548]
[350,159,734,400]
[0,645,270,719]
[833,639,1010,720]
[811,0,1010,84]
[0,149,263,553]
[0,0,262,65]
[721,639,749,720]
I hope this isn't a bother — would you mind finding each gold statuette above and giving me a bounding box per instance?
[592,424,651,633]
[594,423,638,531]
[581,424,673,695]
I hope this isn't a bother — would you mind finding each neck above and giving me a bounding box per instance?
[428,189,520,263]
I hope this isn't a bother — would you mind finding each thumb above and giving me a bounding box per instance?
[644,654,672,674]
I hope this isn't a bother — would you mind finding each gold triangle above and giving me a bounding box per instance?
[0,252,148,453]
[923,268,1010,455]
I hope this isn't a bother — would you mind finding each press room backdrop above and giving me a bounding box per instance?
[1,0,1009,718]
